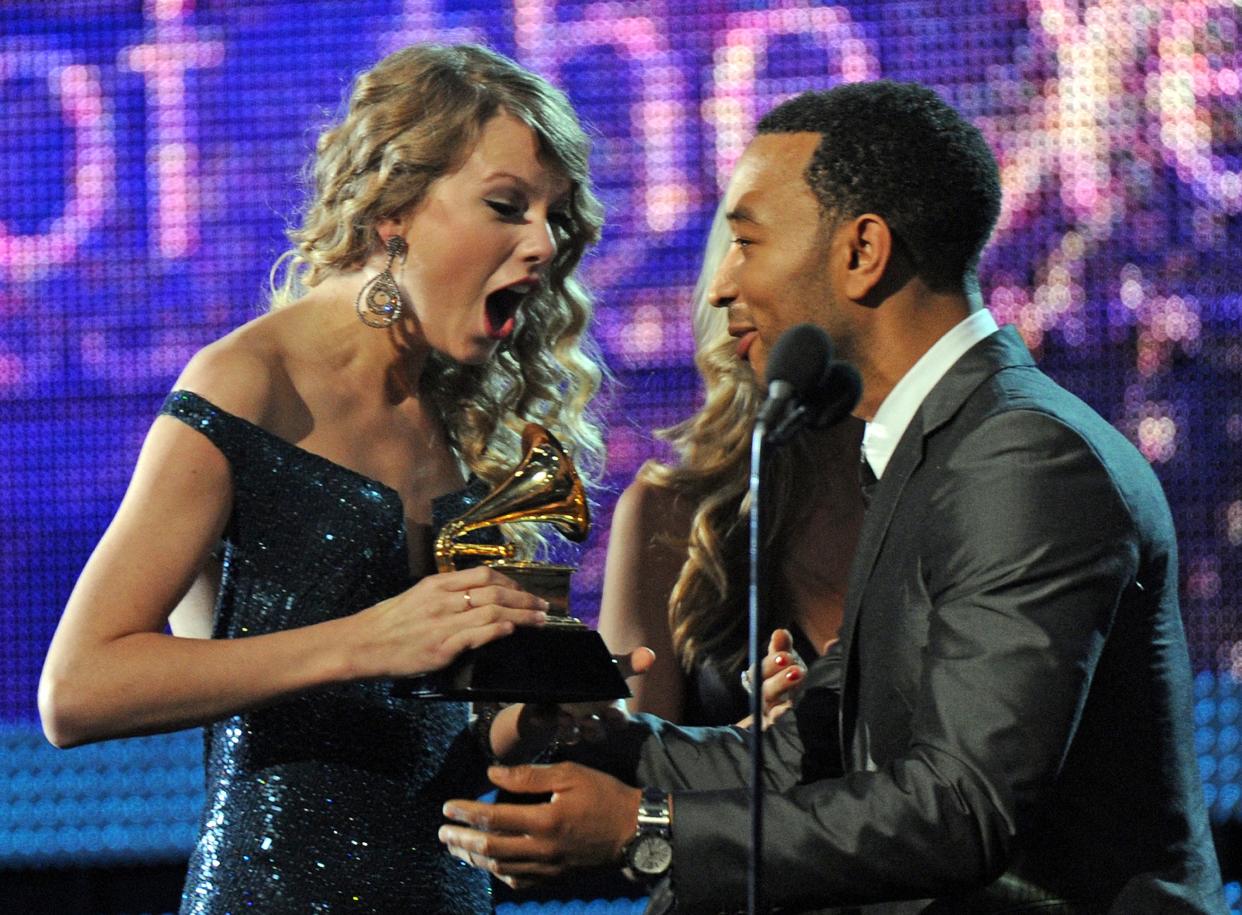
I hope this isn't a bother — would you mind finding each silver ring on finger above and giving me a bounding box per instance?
[463,590,473,610]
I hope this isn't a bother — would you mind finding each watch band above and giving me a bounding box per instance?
[623,787,672,882]
[636,786,671,832]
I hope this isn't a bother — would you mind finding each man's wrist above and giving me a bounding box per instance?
[474,703,562,765]
[470,702,505,764]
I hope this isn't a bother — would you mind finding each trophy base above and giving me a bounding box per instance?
[399,620,631,702]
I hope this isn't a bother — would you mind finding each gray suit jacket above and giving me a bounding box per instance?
[584,328,1224,914]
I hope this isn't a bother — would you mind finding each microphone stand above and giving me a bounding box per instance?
[745,405,838,914]
[746,418,771,915]
[741,324,852,914]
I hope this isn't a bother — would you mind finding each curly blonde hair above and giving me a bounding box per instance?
[270,44,606,556]
[636,208,810,673]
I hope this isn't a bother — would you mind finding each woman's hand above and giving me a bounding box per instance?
[347,565,549,680]
[738,628,807,728]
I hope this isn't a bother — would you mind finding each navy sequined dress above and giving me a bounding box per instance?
[160,390,491,914]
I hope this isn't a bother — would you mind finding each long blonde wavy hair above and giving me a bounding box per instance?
[637,207,808,673]
[270,44,606,557]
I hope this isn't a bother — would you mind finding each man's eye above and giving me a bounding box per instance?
[732,236,752,248]
[486,200,522,218]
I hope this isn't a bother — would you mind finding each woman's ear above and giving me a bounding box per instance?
[373,217,405,251]
[840,214,892,302]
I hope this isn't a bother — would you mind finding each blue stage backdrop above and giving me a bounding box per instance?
[1,0,1240,885]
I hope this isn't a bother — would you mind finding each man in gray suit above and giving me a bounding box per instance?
[439,82,1225,914]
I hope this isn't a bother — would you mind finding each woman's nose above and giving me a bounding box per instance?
[522,217,557,267]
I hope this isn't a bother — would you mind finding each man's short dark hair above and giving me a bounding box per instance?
[757,81,1001,292]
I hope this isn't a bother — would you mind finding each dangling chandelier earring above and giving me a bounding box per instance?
[355,235,408,328]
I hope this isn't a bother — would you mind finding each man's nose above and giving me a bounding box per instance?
[707,254,737,309]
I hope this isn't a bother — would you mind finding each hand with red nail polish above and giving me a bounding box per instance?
[736,628,809,729]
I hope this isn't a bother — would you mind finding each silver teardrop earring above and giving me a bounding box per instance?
[355,235,408,328]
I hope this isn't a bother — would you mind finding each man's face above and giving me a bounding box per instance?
[709,131,843,384]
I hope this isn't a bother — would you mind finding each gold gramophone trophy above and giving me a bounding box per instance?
[402,423,631,702]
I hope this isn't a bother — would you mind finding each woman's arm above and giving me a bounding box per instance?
[596,479,693,721]
[39,351,547,748]
[39,404,347,745]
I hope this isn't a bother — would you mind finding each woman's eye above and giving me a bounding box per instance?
[486,200,522,219]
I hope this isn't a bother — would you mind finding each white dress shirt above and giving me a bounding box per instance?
[861,308,999,480]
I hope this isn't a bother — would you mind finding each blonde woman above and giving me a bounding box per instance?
[39,44,606,913]
[599,207,865,724]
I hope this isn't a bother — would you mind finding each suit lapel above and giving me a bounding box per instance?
[836,326,1036,760]
[839,422,923,652]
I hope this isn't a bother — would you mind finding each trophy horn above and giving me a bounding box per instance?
[433,423,589,573]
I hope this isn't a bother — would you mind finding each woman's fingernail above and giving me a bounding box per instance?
[775,654,788,667]
[786,668,801,681]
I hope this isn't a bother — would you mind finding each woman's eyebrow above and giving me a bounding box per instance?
[481,170,533,189]
[482,171,571,202]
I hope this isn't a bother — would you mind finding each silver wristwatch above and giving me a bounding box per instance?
[623,787,672,881]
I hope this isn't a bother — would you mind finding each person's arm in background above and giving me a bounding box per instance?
[597,479,695,721]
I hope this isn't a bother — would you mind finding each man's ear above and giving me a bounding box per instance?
[839,214,892,302]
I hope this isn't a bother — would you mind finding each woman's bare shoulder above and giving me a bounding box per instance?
[172,310,296,432]
[612,476,695,543]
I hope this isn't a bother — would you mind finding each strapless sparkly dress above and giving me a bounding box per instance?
[161,390,491,914]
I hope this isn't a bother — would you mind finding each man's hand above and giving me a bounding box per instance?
[489,646,656,758]
[555,644,657,742]
[438,762,641,890]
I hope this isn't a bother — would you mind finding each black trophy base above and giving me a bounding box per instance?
[399,624,631,702]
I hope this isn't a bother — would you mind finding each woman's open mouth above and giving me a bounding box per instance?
[484,283,533,339]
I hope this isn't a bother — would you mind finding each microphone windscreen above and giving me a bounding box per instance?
[807,361,863,428]
[765,324,833,397]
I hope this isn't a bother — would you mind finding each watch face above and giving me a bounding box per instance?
[628,834,673,875]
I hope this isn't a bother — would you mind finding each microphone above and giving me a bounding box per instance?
[805,360,862,429]
[756,323,833,431]
[760,324,860,444]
